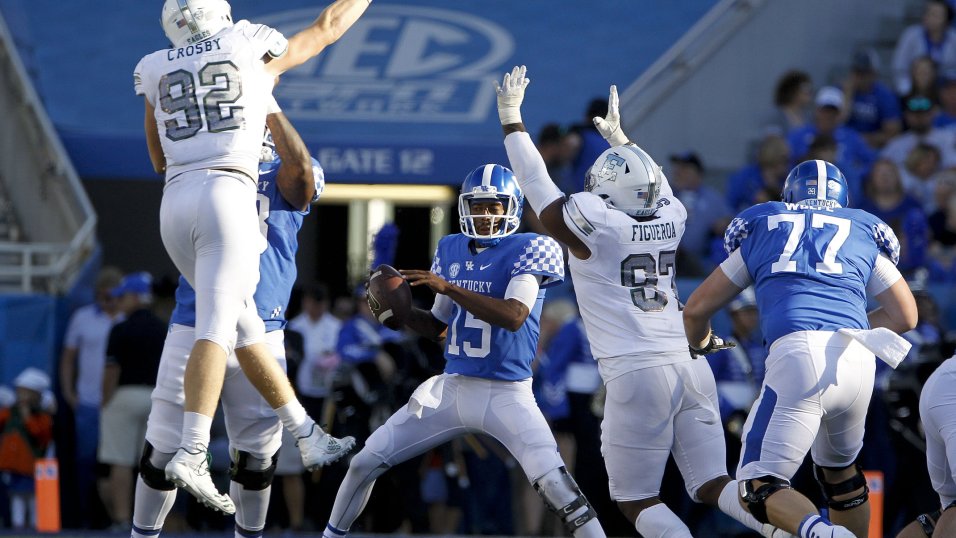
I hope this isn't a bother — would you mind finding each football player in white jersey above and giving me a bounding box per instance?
[897,354,956,538]
[134,0,370,512]
[495,66,789,538]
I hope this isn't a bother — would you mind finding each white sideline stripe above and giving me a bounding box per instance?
[816,160,827,200]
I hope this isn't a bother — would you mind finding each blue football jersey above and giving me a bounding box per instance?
[724,201,900,347]
[430,232,564,381]
[170,160,309,331]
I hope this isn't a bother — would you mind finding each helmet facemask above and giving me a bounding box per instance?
[458,188,521,246]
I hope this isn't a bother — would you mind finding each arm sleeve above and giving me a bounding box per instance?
[133,57,146,97]
[866,254,903,296]
[430,294,454,324]
[503,132,565,216]
[240,22,289,58]
[511,236,565,287]
[719,248,753,288]
[562,192,608,251]
[504,273,543,311]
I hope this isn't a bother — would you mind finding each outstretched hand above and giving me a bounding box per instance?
[495,65,530,125]
[592,85,629,147]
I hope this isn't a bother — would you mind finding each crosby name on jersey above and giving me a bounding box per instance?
[134,20,288,182]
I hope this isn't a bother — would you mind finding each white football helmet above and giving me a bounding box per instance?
[161,0,233,48]
[585,144,663,217]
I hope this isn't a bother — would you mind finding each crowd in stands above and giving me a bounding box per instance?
[5,1,956,536]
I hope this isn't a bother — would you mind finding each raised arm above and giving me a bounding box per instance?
[265,0,371,76]
[496,66,590,259]
[266,109,315,211]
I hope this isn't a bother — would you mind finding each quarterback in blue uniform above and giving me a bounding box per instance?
[321,165,607,538]
[131,112,354,538]
[684,160,918,538]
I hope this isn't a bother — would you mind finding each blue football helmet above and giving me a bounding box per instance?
[458,164,523,246]
[782,159,849,208]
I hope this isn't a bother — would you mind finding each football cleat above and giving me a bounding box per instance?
[296,424,357,471]
[165,446,236,514]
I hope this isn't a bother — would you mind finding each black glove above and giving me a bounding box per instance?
[689,332,736,358]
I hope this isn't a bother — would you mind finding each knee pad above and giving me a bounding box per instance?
[139,442,176,491]
[229,449,279,491]
[812,463,868,511]
[740,475,791,525]
[533,467,598,534]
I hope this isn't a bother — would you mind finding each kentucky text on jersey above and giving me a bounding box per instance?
[167,38,222,61]
[447,279,493,293]
[631,221,678,242]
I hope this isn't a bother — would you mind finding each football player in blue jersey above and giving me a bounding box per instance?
[320,165,607,538]
[129,108,355,538]
[683,159,919,538]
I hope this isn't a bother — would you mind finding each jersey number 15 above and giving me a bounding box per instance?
[159,61,244,141]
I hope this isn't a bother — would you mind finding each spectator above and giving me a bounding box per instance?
[57,265,122,528]
[844,48,902,149]
[900,142,942,211]
[566,97,610,193]
[537,123,573,193]
[930,169,956,244]
[771,70,814,132]
[927,189,956,279]
[892,0,956,94]
[907,55,940,104]
[787,86,877,203]
[859,159,930,272]
[725,133,791,212]
[98,272,165,530]
[883,94,956,170]
[0,369,53,530]
[936,70,956,128]
[288,283,341,416]
[670,151,731,276]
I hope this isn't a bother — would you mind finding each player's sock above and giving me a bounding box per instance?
[132,477,176,538]
[179,412,213,453]
[717,481,783,536]
[275,400,315,439]
[230,477,270,538]
[634,503,693,538]
[322,523,349,538]
[797,514,852,538]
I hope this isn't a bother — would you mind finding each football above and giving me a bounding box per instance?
[366,264,412,330]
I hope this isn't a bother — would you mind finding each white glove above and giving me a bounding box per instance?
[495,65,530,125]
[592,85,629,147]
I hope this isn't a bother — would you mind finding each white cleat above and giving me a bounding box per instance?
[165,447,236,514]
[296,424,356,471]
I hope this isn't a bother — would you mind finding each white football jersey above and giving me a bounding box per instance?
[134,21,288,181]
[563,191,690,367]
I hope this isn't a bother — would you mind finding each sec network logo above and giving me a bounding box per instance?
[259,5,515,123]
